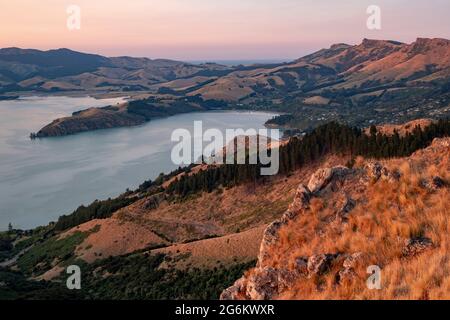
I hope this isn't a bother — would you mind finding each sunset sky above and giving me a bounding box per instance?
[1,0,450,60]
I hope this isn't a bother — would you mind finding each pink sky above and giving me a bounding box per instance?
[1,0,449,60]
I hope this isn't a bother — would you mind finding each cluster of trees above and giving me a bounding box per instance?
[0,269,81,300]
[266,114,294,126]
[54,197,136,231]
[2,252,253,300]
[167,120,450,198]
[50,119,450,230]
[81,253,254,300]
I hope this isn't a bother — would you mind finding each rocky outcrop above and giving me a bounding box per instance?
[365,161,401,183]
[221,138,449,300]
[246,267,279,300]
[220,278,247,300]
[142,193,166,210]
[336,252,364,284]
[257,184,311,267]
[287,184,311,214]
[307,166,349,193]
[221,251,366,300]
[222,165,358,300]
[402,237,434,258]
[335,194,356,223]
[307,254,338,277]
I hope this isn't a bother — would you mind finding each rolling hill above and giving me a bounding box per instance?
[0,47,231,93]
[10,37,448,137]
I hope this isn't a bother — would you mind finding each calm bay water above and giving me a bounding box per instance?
[0,96,276,230]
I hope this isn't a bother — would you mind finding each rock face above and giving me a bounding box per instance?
[335,195,356,223]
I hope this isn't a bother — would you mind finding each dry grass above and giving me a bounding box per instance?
[117,155,348,243]
[254,138,450,299]
[154,225,266,270]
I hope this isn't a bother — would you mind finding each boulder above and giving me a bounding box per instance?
[220,278,247,300]
[307,254,336,276]
[308,168,333,193]
[366,162,401,183]
[402,237,434,258]
[336,195,356,223]
[308,166,350,193]
[246,267,279,300]
[257,220,283,267]
[342,252,364,269]
[286,184,311,214]
[366,162,387,181]
[277,269,300,293]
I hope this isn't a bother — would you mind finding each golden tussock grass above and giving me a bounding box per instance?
[271,143,450,299]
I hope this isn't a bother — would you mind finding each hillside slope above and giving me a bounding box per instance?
[0,47,230,93]
[222,137,450,300]
[30,38,450,137]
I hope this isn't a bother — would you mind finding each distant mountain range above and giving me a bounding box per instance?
[2,38,450,136]
[0,47,231,93]
[2,38,450,98]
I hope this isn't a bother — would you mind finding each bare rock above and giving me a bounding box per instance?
[335,252,364,285]
[308,168,334,193]
[332,165,351,178]
[294,257,309,276]
[381,169,401,183]
[366,162,400,183]
[337,267,357,284]
[307,254,336,276]
[220,278,247,300]
[261,220,283,246]
[366,162,387,181]
[277,269,300,293]
[257,220,283,267]
[402,237,434,258]
[307,166,349,193]
[259,184,312,267]
[246,267,279,300]
[336,195,356,223]
[142,193,165,210]
[342,252,364,269]
[287,184,311,214]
